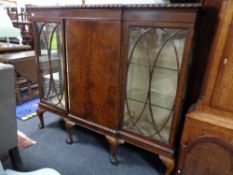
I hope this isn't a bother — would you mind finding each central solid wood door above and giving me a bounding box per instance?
[211,17,233,112]
[66,20,121,129]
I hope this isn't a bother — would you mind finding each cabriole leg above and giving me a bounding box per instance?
[64,119,75,144]
[105,135,124,165]
[159,155,174,175]
[36,108,45,129]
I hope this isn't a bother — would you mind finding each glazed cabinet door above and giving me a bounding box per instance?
[211,18,233,112]
[66,20,121,129]
[35,21,67,111]
[122,23,193,145]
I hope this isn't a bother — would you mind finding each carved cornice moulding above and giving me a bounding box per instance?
[26,3,201,10]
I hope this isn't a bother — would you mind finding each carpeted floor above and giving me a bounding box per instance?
[2,112,164,175]
[16,98,39,120]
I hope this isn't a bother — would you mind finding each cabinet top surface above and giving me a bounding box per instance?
[26,3,201,10]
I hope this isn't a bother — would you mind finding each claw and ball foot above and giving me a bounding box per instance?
[105,135,124,165]
[159,155,174,175]
[36,108,45,129]
[64,119,75,144]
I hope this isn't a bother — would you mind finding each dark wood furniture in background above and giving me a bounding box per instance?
[7,7,34,47]
[176,0,233,174]
[7,7,18,22]
[184,0,224,112]
[12,20,33,47]
[0,42,31,54]
[0,42,38,104]
[0,51,38,104]
[178,136,233,175]
[27,4,200,175]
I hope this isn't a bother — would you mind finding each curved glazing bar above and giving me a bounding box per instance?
[37,22,65,109]
[123,27,187,143]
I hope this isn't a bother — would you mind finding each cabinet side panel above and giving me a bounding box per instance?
[211,18,233,112]
[66,20,121,129]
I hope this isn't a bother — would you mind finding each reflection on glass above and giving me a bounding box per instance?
[123,27,187,143]
[37,22,65,109]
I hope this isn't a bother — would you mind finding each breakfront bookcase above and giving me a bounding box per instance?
[27,4,200,175]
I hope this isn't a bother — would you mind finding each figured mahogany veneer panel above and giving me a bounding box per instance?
[29,9,122,21]
[66,20,121,129]
[123,9,197,23]
[211,17,233,112]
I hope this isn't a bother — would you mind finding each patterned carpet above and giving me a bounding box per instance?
[16,98,39,121]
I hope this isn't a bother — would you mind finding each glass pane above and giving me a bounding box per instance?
[37,22,65,109]
[123,27,187,143]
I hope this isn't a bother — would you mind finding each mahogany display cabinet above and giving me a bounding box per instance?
[27,4,200,175]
